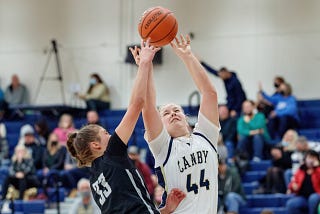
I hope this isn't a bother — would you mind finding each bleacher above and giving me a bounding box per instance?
[0,99,319,213]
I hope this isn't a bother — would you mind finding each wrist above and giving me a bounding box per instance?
[160,206,170,214]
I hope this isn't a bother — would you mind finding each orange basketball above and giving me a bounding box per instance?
[138,6,178,47]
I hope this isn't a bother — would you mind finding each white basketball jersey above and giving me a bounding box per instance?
[149,113,220,214]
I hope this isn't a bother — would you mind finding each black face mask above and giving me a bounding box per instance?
[51,141,58,146]
[274,83,280,88]
[279,91,286,96]
[245,112,253,116]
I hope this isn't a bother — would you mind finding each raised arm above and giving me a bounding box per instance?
[129,43,163,142]
[115,39,160,144]
[170,35,219,127]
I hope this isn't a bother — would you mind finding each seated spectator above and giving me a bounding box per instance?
[19,124,43,170]
[284,136,309,187]
[69,178,100,214]
[218,159,246,214]
[286,150,320,214]
[86,110,101,125]
[0,87,7,118]
[76,73,111,111]
[217,134,228,163]
[237,100,271,161]
[257,76,285,118]
[128,145,155,197]
[0,121,9,165]
[200,62,246,117]
[4,74,29,106]
[219,105,237,159]
[37,133,67,188]
[277,129,299,152]
[53,113,76,146]
[34,118,50,147]
[259,82,299,140]
[1,144,40,200]
[59,152,90,191]
[257,145,292,194]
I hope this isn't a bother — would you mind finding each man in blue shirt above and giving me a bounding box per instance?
[201,62,246,117]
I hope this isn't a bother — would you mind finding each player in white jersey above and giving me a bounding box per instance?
[130,34,220,213]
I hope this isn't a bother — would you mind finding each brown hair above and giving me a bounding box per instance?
[66,124,101,167]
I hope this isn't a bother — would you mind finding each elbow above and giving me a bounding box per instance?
[131,96,145,111]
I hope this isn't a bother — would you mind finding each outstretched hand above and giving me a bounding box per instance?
[164,188,186,213]
[170,34,192,58]
[129,38,161,66]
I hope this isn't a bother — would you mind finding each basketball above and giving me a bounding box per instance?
[138,6,178,47]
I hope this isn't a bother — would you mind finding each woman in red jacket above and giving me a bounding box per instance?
[286,150,320,214]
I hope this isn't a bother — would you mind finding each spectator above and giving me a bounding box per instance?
[37,133,67,188]
[53,113,76,146]
[286,150,320,214]
[217,134,228,163]
[0,87,7,117]
[86,110,101,125]
[284,136,310,187]
[200,62,246,117]
[128,145,155,197]
[219,104,237,159]
[218,159,246,214]
[260,82,299,140]
[19,124,43,170]
[1,144,40,200]
[259,145,292,194]
[4,74,29,106]
[278,129,299,152]
[257,76,285,117]
[0,121,9,165]
[76,73,111,111]
[34,118,50,147]
[237,100,271,161]
[69,178,100,214]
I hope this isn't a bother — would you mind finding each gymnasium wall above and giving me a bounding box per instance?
[0,0,319,109]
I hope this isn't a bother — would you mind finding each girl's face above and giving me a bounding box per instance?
[159,104,188,136]
[98,128,110,152]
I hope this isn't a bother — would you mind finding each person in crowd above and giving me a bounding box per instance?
[0,121,8,165]
[0,87,7,118]
[69,178,100,214]
[217,134,229,163]
[237,100,271,161]
[1,144,40,200]
[34,118,50,147]
[53,113,76,146]
[259,82,299,140]
[219,104,237,160]
[76,73,111,111]
[128,145,155,197]
[200,62,246,117]
[277,129,299,152]
[86,110,101,125]
[286,150,320,214]
[4,74,29,106]
[257,145,292,194]
[136,35,220,213]
[284,136,310,187]
[19,124,43,170]
[257,76,285,117]
[218,159,246,214]
[37,133,67,188]
[65,39,186,213]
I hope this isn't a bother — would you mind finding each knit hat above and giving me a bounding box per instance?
[20,124,35,137]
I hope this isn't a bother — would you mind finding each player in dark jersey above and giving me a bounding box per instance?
[66,39,185,214]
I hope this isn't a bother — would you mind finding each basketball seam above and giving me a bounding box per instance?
[150,19,177,44]
[139,7,160,38]
[144,12,171,39]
